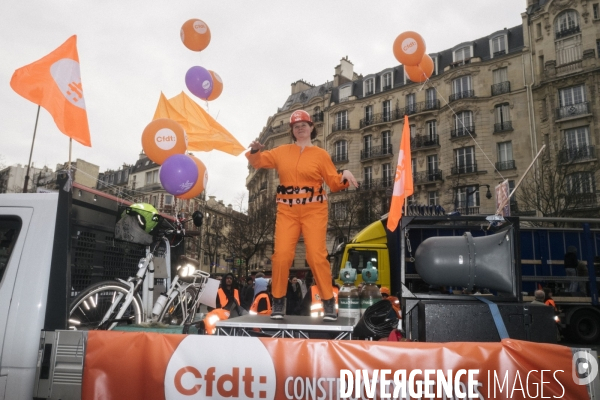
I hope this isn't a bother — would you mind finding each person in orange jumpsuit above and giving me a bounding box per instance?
[246,110,358,321]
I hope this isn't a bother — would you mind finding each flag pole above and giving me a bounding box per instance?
[401,197,406,286]
[23,105,41,193]
[68,138,72,171]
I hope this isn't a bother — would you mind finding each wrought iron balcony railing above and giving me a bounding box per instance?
[359,178,393,190]
[361,144,394,161]
[494,121,513,133]
[451,162,478,175]
[556,102,590,120]
[330,152,348,163]
[555,25,580,39]
[495,160,516,171]
[413,170,443,184]
[382,84,392,91]
[360,110,401,128]
[450,125,476,139]
[558,145,596,163]
[491,81,510,96]
[332,122,350,132]
[411,134,439,149]
[564,192,599,208]
[449,90,475,102]
[493,49,507,58]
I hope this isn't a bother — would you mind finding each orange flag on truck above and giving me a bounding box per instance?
[10,35,91,147]
[387,115,413,232]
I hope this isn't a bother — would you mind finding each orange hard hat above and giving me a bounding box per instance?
[380,287,391,296]
[289,110,313,126]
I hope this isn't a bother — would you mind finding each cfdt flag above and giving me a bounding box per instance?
[386,115,413,232]
[10,35,91,147]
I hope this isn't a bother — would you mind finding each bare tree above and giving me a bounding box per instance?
[221,193,277,278]
[517,146,600,226]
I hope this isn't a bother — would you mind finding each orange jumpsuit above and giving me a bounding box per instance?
[246,144,348,301]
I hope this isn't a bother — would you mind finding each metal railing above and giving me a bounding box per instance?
[555,25,580,39]
[450,125,476,138]
[493,50,506,58]
[564,192,599,207]
[449,90,475,102]
[330,152,348,163]
[556,102,590,120]
[332,122,350,132]
[359,178,393,190]
[491,81,510,96]
[411,134,439,149]
[360,111,400,128]
[495,160,516,171]
[413,170,443,184]
[558,145,596,163]
[494,121,513,133]
[451,163,478,175]
[360,144,394,161]
[382,84,392,91]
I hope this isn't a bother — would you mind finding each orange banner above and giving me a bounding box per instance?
[82,331,588,400]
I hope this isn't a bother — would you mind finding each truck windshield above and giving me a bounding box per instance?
[0,217,22,283]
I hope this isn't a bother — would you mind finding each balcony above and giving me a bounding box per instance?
[493,49,507,58]
[413,170,443,184]
[455,204,481,215]
[494,121,513,133]
[555,25,580,39]
[360,110,401,128]
[411,134,439,150]
[361,144,394,161]
[558,145,596,164]
[330,152,348,163]
[404,100,441,116]
[451,162,478,175]
[449,90,475,102]
[450,125,476,139]
[564,192,599,208]
[491,81,510,96]
[556,102,590,120]
[312,111,324,123]
[495,160,516,171]
[359,178,393,190]
[332,122,350,132]
[382,84,392,91]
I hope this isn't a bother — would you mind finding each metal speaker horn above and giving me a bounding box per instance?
[415,227,516,294]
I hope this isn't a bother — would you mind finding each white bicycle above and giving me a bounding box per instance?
[68,210,209,330]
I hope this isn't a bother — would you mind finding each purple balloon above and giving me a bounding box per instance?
[185,66,213,100]
[159,154,199,196]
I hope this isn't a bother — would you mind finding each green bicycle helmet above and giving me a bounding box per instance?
[127,203,160,233]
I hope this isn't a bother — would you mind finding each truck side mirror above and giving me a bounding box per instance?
[192,211,204,227]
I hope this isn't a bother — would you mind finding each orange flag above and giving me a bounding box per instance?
[153,91,245,156]
[10,35,91,147]
[387,115,414,232]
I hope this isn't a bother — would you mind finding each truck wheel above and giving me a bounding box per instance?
[157,285,198,325]
[69,280,143,330]
[568,310,600,344]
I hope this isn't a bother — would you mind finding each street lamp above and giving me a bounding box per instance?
[463,184,492,215]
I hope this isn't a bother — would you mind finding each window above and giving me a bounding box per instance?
[536,23,543,38]
[364,105,373,125]
[493,68,508,84]
[406,93,416,114]
[451,76,472,100]
[382,131,391,154]
[339,85,352,102]
[556,35,582,65]
[556,10,579,37]
[497,142,514,170]
[151,195,157,207]
[454,46,471,62]
[332,202,348,220]
[363,166,373,187]
[425,88,437,109]
[454,111,473,137]
[456,186,480,208]
[594,3,600,19]
[492,68,510,96]
[409,124,416,139]
[123,170,129,182]
[427,154,438,174]
[145,170,158,185]
[382,100,392,121]
[490,35,507,57]
[334,140,348,162]
[382,72,392,90]
[363,135,372,157]
[411,158,417,174]
[494,103,511,131]
[117,171,122,183]
[566,172,595,194]
[165,195,174,205]
[382,163,392,187]
[564,126,590,148]
[335,110,348,130]
[426,120,437,141]
[0,217,22,283]
[455,147,475,173]
[364,78,375,96]
[559,85,585,106]
[428,191,439,206]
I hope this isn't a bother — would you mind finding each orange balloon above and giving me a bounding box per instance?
[206,71,223,101]
[176,155,208,199]
[180,19,211,52]
[393,31,426,66]
[141,119,188,165]
[405,54,434,83]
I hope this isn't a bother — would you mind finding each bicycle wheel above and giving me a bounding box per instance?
[157,285,198,325]
[69,280,143,330]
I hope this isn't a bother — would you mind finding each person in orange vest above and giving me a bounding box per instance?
[544,288,558,312]
[246,110,358,321]
[216,273,240,310]
[249,276,272,315]
[203,308,230,335]
[309,279,339,318]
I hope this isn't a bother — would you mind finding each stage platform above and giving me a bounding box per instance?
[215,315,357,340]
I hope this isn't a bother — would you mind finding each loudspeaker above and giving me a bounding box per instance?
[415,227,516,294]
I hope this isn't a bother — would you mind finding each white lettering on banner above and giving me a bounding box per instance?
[155,128,177,150]
[49,59,86,109]
[401,38,418,55]
[488,369,566,398]
[164,336,276,399]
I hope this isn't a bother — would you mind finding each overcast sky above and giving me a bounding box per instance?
[0,0,527,207]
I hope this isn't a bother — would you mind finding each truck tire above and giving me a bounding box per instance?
[568,310,600,344]
[69,280,143,330]
[157,285,198,325]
